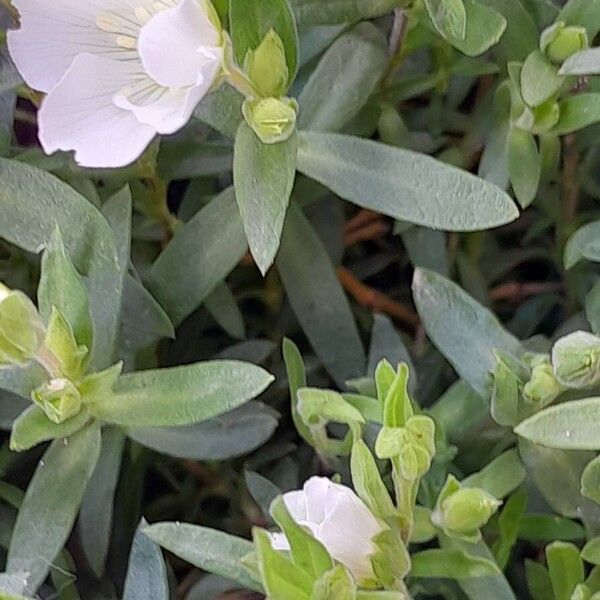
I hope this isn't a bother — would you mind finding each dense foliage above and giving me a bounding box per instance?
[1,0,600,598]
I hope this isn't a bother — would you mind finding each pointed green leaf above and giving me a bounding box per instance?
[146,187,247,326]
[515,398,600,450]
[123,520,168,600]
[10,405,90,452]
[233,123,297,275]
[412,268,522,397]
[546,541,584,600]
[0,159,121,369]
[507,127,541,208]
[565,221,600,268]
[298,23,387,132]
[410,549,500,579]
[297,131,519,231]
[143,523,261,592]
[6,424,101,592]
[277,204,365,386]
[87,361,273,427]
[552,94,600,136]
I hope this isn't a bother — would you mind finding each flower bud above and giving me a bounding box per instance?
[43,307,89,380]
[0,283,45,367]
[31,377,82,424]
[541,21,588,64]
[242,97,298,144]
[432,475,501,542]
[523,357,564,408]
[245,29,289,98]
[552,331,600,389]
[441,488,501,532]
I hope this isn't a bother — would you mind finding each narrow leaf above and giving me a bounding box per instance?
[297,131,519,231]
[277,204,365,386]
[123,520,168,600]
[233,124,297,275]
[6,424,101,592]
[412,268,522,397]
[298,23,387,132]
[146,188,247,326]
[143,523,261,592]
[515,398,600,450]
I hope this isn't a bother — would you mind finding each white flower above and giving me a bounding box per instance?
[8,0,224,167]
[270,476,385,584]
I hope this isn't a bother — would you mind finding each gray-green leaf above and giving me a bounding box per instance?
[297,131,519,231]
[412,268,522,397]
[6,424,101,593]
[515,398,600,450]
[233,124,297,275]
[143,523,261,592]
[298,23,387,132]
[87,361,273,427]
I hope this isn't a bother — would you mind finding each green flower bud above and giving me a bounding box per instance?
[552,331,600,389]
[0,283,45,367]
[245,29,289,98]
[432,475,501,542]
[530,99,560,134]
[523,357,564,408]
[32,377,82,424]
[541,21,588,64]
[242,97,298,144]
[441,488,501,532]
[44,307,89,380]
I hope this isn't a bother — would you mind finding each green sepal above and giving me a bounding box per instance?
[522,355,564,408]
[269,495,334,580]
[382,363,413,428]
[242,97,298,144]
[311,565,357,600]
[370,527,411,590]
[31,377,83,425]
[79,362,123,404]
[375,359,396,406]
[490,350,528,427]
[38,227,93,353]
[10,405,91,451]
[375,416,435,480]
[253,528,312,600]
[350,437,397,520]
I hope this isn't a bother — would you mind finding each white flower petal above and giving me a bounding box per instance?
[302,477,335,524]
[318,492,382,582]
[8,0,177,93]
[269,532,291,551]
[38,54,156,168]
[138,0,221,89]
[114,50,222,134]
[281,490,308,522]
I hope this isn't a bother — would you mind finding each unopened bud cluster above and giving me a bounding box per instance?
[241,29,297,144]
